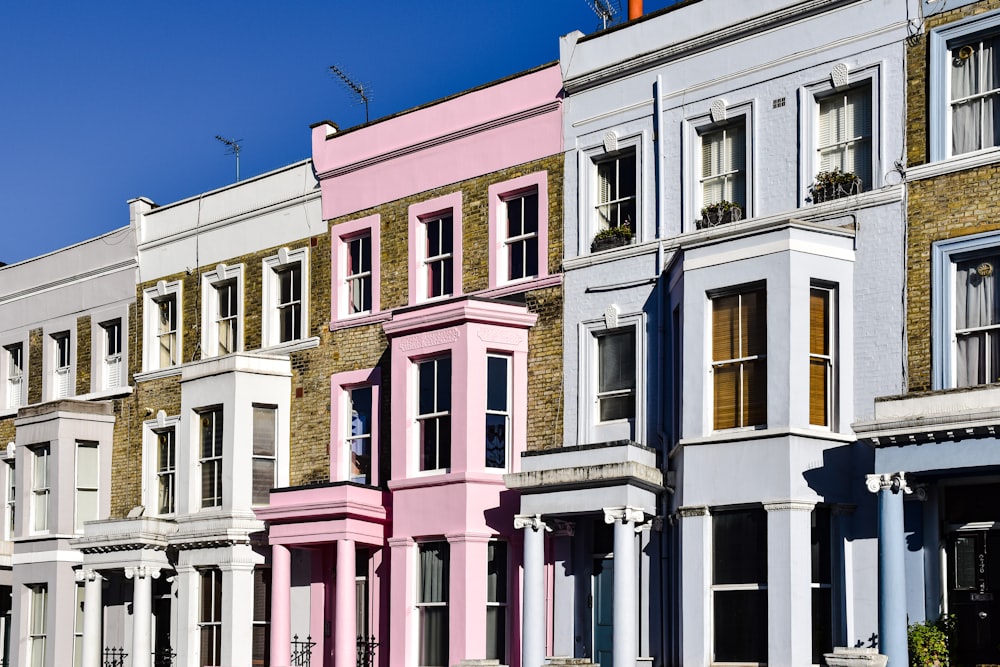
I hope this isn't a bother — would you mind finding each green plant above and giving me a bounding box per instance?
[593,224,633,243]
[700,199,744,219]
[908,614,955,667]
[809,168,862,202]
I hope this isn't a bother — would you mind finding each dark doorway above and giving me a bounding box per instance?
[949,531,1000,666]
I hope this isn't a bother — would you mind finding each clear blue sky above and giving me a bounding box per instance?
[0,1,677,266]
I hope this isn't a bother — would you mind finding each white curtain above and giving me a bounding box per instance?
[956,257,1000,386]
[419,543,448,666]
[952,38,999,155]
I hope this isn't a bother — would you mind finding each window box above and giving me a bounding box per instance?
[809,169,862,204]
[591,225,633,253]
[697,200,744,230]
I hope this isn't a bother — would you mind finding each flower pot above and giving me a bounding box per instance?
[697,207,743,230]
[591,235,631,252]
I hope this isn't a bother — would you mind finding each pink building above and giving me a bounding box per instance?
[258,63,564,667]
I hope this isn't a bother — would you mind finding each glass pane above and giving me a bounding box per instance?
[485,414,507,469]
[31,586,46,634]
[525,237,539,277]
[252,459,275,504]
[486,607,506,662]
[442,258,453,296]
[428,260,443,298]
[487,542,507,603]
[741,289,766,357]
[714,589,767,663]
[486,357,509,412]
[76,489,98,529]
[77,444,99,487]
[427,218,441,256]
[436,358,451,411]
[954,536,977,589]
[419,361,435,415]
[618,153,636,199]
[158,473,175,515]
[252,407,276,457]
[421,419,439,471]
[811,507,832,584]
[713,508,767,585]
[712,295,739,361]
[599,395,634,422]
[812,587,833,664]
[510,241,525,280]
[743,358,767,427]
[420,608,448,667]
[419,543,448,603]
[33,447,47,488]
[713,364,739,430]
[598,330,636,393]
[507,197,524,237]
[810,358,830,426]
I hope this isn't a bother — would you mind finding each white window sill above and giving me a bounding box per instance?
[260,336,320,355]
[679,426,857,447]
[908,146,1000,181]
[329,312,392,332]
[134,366,184,382]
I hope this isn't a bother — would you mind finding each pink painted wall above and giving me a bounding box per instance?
[312,64,562,220]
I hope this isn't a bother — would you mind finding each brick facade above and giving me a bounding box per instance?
[76,315,91,395]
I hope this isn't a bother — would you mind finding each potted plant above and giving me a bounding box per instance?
[698,200,744,229]
[907,615,954,667]
[809,168,862,203]
[592,224,633,252]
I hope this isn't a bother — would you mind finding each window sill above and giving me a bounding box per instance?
[134,366,183,382]
[329,311,392,332]
[259,336,320,355]
[678,426,857,447]
[910,146,1000,182]
[480,274,563,299]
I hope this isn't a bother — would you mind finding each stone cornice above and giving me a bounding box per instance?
[504,460,664,494]
[906,147,1000,182]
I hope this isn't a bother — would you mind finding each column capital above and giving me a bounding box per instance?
[514,513,551,532]
[75,568,103,583]
[445,532,493,545]
[763,500,816,512]
[124,565,161,580]
[387,536,415,548]
[677,505,709,518]
[603,505,645,525]
[866,472,912,495]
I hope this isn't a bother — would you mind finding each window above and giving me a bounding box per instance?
[423,215,454,299]
[930,14,1000,160]
[30,445,49,533]
[348,387,373,484]
[143,281,182,371]
[252,406,276,505]
[712,286,767,430]
[278,264,302,343]
[101,320,123,388]
[5,344,24,409]
[933,234,1000,388]
[347,235,373,314]
[155,428,176,515]
[712,508,767,664]
[418,542,449,667]
[596,329,636,423]
[485,356,510,469]
[252,568,271,667]
[52,332,71,398]
[216,281,238,355]
[199,569,222,667]
[263,247,308,348]
[5,461,14,539]
[157,296,178,368]
[73,583,84,667]
[200,409,223,509]
[503,193,539,282]
[486,541,508,662]
[332,215,382,323]
[417,357,451,471]
[700,120,746,212]
[28,584,47,667]
[595,150,636,234]
[811,507,833,665]
[75,442,99,531]
[810,286,835,427]
[817,84,872,190]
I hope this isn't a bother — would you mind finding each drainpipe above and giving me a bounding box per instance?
[629,0,642,20]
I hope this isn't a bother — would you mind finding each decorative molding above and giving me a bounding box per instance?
[831,62,850,87]
[398,328,460,351]
[866,472,912,495]
[763,500,816,512]
[75,569,103,583]
[125,565,162,580]
[514,514,551,532]
[603,131,619,153]
[677,505,710,518]
[710,99,727,123]
[387,536,415,548]
[604,304,620,329]
[477,326,524,346]
[604,505,645,525]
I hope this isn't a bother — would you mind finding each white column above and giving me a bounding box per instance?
[76,569,103,667]
[125,566,160,667]
[763,500,815,667]
[605,506,643,667]
[515,514,550,667]
[221,557,256,667]
[173,565,199,667]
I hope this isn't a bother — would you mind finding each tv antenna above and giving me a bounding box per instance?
[215,135,243,182]
[586,0,621,30]
[329,64,371,124]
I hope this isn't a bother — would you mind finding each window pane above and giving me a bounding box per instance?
[419,543,448,603]
[487,542,507,603]
[598,330,636,393]
[713,589,767,663]
[252,459,275,504]
[812,586,833,664]
[436,358,451,411]
[485,414,507,469]
[713,508,767,585]
[486,357,508,412]
[76,490,98,530]
[252,407,276,457]
[713,364,739,431]
[486,607,506,662]
[77,444,99,487]
[507,197,524,237]
[811,507,832,585]
[743,358,767,427]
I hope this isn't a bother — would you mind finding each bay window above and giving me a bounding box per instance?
[417,357,451,471]
[712,286,767,430]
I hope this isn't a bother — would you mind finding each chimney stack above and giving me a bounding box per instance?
[629,0,642,20]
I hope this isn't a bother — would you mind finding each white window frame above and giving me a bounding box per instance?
[799,65,881,204]
[485,354,511,471]
[51,331,71,399]
[262,247,309,348]
[579,313,646,444]
[201,263,244,358]
[251,405,277,506]
[932,230,1000,389]
[28,583,47,667]
[594,149,637,233]
[929,9,1000,161]
[30,445,49,534]
[331,214,382,324]
[331,368,381,485]
[417,541,449,667]
[710,284,768,431]
[488,171,549,289]
[4,459,15,540]
[142,280,182,372]
[198,569,222,667]
[416,356,452,473]
[408,194,464,305]
[809,284,837,430]
[100,320,123,389]
[347,386,374,484]
[4,342,26,410]
[74,441,99,532]
[684,102,754,228]
[423,214,455,300]
[198,407,224,510]
[143,414,180,517]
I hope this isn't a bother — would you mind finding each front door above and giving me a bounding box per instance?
[593,557,614,667]
[949,531,1000,666]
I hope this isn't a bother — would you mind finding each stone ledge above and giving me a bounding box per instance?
[505,460,663,493]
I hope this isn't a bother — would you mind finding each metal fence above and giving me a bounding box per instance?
[102,647,128,667]
[357,634,378,667]
[290,634,316,667]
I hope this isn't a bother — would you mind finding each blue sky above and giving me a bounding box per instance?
[0,1,676,266]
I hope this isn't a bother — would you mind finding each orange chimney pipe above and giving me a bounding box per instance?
[629,0,642,20]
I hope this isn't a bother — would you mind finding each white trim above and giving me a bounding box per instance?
[907,146,1000,181]
[142,280,182,372]
[579,312,647,444]
[683,100,754,229]
[262,247,309,348]
[201,263,245,358]
[683,238,855,271]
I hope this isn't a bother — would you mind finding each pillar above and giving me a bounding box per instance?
[336,540,356,667]
[515,514,549,667]
[220,553,256,667]
[867,472,910,667]
[125,566,160,667]
[678,506,711,667]
[605,506,643,667]
[271,544,292,667]
[387,537,416,667]
[76,569,103,667]
[551,523,576,658]
[763,500,815,667]
[447,533,491,662]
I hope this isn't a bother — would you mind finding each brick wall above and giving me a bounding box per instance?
[76,315,92,395]
[27,329,41,405]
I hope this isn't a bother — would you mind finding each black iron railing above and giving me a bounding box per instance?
[152,647,175,667]
[291,634,316,667]
[357,634,378,667]
[103,647,128,667]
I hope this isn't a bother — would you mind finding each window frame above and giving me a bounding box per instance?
[4,342,26,410]
[798,66,881,203]
[100,319,123,389]
[262,247,309,349]
[408,193,463,305]
[932,231,1000,388]
[710,284,768,431]
[251,404,277,506]
[4,459,15,540]
[580,313,646,444]
[929,9,1000,161]
[593,149,637,235]
[485,354,512,471]
[201,263,244,358]
[143,280,182,372]
[488,172,549,288]
[198,568,223,667]
[331,368,381,485]
[685,102,754,228]
[51,331,72,399]
[332,214,382,323]
[417,541,450,667]
[486,539,508,663]
[711,506,768,665]
[74,441,99,532]
[198,407,224,510]
[30,444,49,534]
[416,356,452,473]
[28,583,47,667]
[154,425,177,516]
[809,284,837,429]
